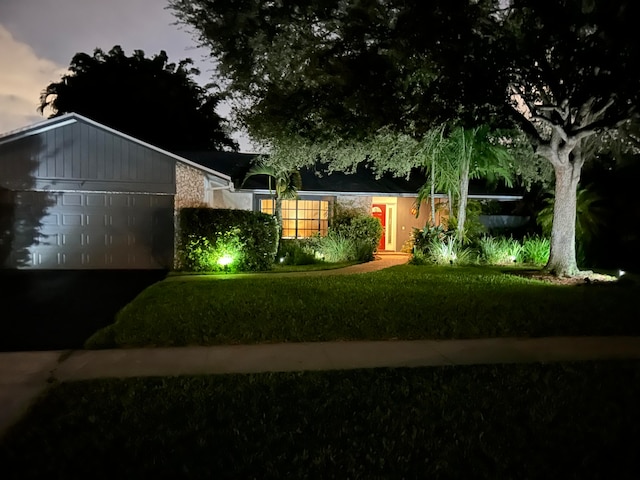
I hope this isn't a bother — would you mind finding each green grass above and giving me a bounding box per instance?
[2,362,639,479]
[86,265,639,349]
[167,260,359,276]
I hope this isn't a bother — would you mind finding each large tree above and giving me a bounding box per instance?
[39,45,237,152]
[170,0,640,276]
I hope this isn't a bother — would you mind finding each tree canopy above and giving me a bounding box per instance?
[169,0,508,141]
[170,0,640,275]
[39,45,238,152]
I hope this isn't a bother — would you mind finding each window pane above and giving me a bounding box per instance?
[260,199,273,214]
[259,198,330,239]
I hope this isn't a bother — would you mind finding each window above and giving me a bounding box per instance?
[259,198,330,238]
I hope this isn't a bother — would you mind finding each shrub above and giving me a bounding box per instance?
[182,229,245,273]
[277,239,317,266]
[412,225,453,254]
[311,232,357,263]
[478,236,523,265]
[427,236,475,266]
[411,226,475,265]
[522,235,550,266]
[330,203,383,261]
[178,208,278,272]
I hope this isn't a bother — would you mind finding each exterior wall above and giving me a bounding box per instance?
[335,195,372,211]
[396,197,428,252]
[0,118,178,269]
[175,163,206,210]
[396,197,448,252]
[0,120,175,194]
[330,194,449,252]
[214,189,253,210]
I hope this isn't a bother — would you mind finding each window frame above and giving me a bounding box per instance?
[255,194,334,239]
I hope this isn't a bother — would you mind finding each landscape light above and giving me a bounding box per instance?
[218,254,233,266]
[619,269,626,277]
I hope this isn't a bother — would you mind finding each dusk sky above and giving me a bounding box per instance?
[0,0,253,150]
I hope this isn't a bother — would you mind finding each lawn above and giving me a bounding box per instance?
[2,361,639,479]
[86,265,640,348]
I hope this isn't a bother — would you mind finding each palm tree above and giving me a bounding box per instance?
[415,125,514,239]
[243,160,302,238]
[448,126,514,239]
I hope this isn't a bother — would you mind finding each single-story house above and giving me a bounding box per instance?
[178,151,524,253]
[0,113,523,269]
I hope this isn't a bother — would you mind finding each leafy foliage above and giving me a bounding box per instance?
[170,0,640,276]
[330,203,383,261]
[243,160,302,200]
[178,208,278,272]
[182,229,245,273]
[522,236,551,266]
[478,236,523,265]
[308,232,357,263]
[276,239,317,266]
[39,45,237,152]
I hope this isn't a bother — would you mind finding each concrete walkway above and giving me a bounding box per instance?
[3,336,640,439]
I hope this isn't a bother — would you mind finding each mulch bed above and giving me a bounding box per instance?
[510,270,619,286]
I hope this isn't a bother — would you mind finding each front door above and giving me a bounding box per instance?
[372,204,386,250]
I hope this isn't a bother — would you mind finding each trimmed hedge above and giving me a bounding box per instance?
[177,208,278,272]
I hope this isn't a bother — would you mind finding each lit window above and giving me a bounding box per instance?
[259,198,329,238]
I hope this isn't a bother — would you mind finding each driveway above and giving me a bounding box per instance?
[0,270,167,352]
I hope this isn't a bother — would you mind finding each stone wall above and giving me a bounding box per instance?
[175,163,206,210]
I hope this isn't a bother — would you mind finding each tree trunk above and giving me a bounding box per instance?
[457,155,470,240]
[545,162,581,276]
[430,156,436,226]
[274,195,283,240]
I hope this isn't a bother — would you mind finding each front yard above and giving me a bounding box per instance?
[86,265,640,349]
[3,264,639,479]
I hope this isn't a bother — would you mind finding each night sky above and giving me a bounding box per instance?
[0,0,252,150]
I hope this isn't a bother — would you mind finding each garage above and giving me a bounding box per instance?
[0,114,192,270]
[4,190,173,269]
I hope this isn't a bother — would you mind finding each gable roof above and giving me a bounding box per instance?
[0,113,234,187]
[179,151,524,200]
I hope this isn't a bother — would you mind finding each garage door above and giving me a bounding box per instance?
[1,191,174,269]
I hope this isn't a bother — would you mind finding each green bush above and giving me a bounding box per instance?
[178,208,278,272]
[412,225,453,254]
[478,236,523,265]
[410,226,475,265]
[277,239,317,266]
[522,235,550,266]
[310,232,357,263]
[427,236,475,265]
[331,204,383,261]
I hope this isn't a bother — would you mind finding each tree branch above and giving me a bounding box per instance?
[506,103,543,144]
[531,115,569,142]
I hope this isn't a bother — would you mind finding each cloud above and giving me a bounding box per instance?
[0,24,67,133]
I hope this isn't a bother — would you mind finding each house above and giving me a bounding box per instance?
[0,113,233,269]
[179,152,523,252]
[0,113,523,270]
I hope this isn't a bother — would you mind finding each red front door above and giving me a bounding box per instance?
[372,204,386,251]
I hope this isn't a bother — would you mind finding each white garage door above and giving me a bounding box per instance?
[3,191,174,269]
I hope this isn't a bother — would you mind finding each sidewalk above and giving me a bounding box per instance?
[3,336,640,438]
